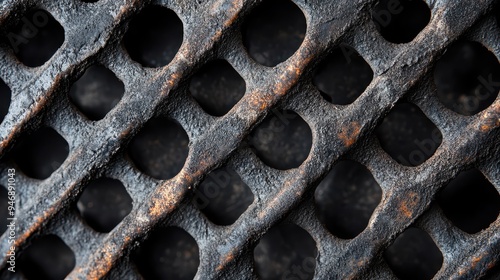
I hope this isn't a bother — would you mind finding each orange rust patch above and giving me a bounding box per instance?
[338,122,361,147]
[217,251,235,271]
[398,191,419,219]
[479,103,500,132]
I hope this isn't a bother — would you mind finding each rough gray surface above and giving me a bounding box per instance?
[0,0,498,279]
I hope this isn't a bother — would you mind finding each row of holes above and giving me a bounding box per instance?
[0,27,498,125]
[1,160,498,279]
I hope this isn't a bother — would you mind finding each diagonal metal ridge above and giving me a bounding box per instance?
[0,0,498,279]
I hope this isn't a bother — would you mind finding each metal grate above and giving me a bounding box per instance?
[0,0,499,279]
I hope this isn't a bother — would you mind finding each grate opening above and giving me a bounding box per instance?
[375,102,442,167]
[133,226,200,280]
[68,64,125,121]
[76,177,133,233]
[189,59,246,117]
[81,0,99,3]
[0,186,6,235]
[242,0,306,67]
[314,160,382,239]
[384,227,443,280]
[0,79,10,125]
[193,166,254,226]
[372,0,431,44]
[248,109,312,170]
[437,168,500,234]
[313,45,373,105]
[127,117,189,180]
[5,8,64,67]
[10,127,69,180]
[123,5,183,68]
[434,40,500,116]
[18,234,75,280]
[253,223,317,280]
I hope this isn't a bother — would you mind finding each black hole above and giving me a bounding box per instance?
[372,0,431,44]
[134,227,199,280]
[81,0,99,3]
[6,9,64,67]
[189,60,246,116]
[11,127,69,180]
[128,117,189,180]
[313,45,373,105]
[242,0,306,67]
[254,223,317,280]
[76,177,133,233]
[19,235,76,280]
[438,169,500,234]
[68,64,125,121]
[248,109,312,170]
[314,160,382,239]
[434,41,500,116]
[193,167,254,225]
[0,79,10,124]
[375,103,442,167]
[123,6,183,68]
[384,228,443,280]
[0,186,7,235]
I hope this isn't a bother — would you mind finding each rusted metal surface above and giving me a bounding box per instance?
[0,0,498,279]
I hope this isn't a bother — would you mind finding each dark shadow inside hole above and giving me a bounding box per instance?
[372,0,431,44]
[254,223,317,280]
[77,178,133,233]
[242,0,306,67]
[18,235,76,280]
[314,160,382,239]
[123,6,183,68]
[384,228,443,280]
[81,0,99,3]
[11,127,69,180]
[128,117,189,180]
[189,60,246,116]
[434,41,500,116]
[375,102,442,167]
[193,167,254,226]
[0,186,7,235]
[313,45,373,105]
[438,169,500,234]
[0,79,10,124]
[6,8,64,67]
[248,109,312,170]
[133,227,199,280]
[68,64,125,121]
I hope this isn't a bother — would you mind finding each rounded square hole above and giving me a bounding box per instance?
[18,235,76,280]
[123,5,183,68]
[189,59,246,117]
[313,45,373,105]
[375,102,442,167]
[133,227,199,280]
[247,109,312,170]
[384,228,443,280]
[10,127,69,180]
[68,64,125,121]
[438,169,500,234]
[254,223,317,280]
[77,177,133,233]
[5,8,64,67]
[0,79,10,125]
[193,166,254,226]
[314,160,382,239]
[242,0,306,67]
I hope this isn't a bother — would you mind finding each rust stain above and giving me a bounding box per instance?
[478,103,500,132]
[217,251,235,271]
[338,122,361,147]
[398,191,419,219]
